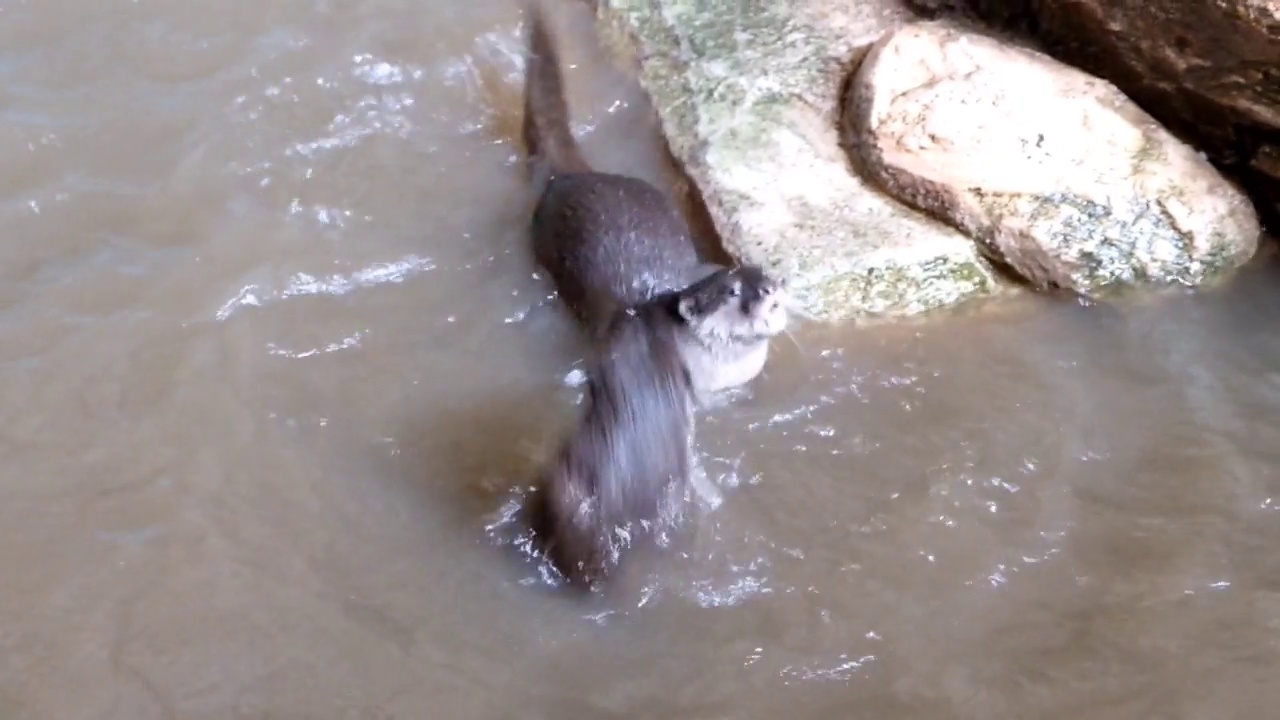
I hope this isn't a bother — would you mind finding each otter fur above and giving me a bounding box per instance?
[521,2,788,399]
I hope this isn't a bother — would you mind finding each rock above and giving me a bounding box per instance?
[909,0,1280,230]
[593,0,1005,322]
[848,22,1261,293]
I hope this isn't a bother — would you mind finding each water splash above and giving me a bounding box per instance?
[287,89,417,159]
[687,575,774,608]
[351,53,418,86]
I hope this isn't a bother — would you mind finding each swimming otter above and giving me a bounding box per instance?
[521,2,788,399]
[527,290,695,589]
[528,260,790,587]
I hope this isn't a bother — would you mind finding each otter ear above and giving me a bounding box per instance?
[677,295,700,323]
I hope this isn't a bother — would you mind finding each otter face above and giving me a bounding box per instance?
[676,265,788,344]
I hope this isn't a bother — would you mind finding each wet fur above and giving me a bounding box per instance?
[527,298,695,589]
[521,2,786,397]
[520,2,786,589]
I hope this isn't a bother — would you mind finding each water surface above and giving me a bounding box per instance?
[2,1,1280,718]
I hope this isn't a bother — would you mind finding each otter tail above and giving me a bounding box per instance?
[523,2,591,187]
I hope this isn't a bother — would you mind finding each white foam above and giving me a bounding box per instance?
[287,90,417,159]
[780,654,877,683]
[215,254,435,321]
[266,331,364,359]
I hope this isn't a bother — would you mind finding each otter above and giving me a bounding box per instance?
[528,261,790,588]
[526,290,695,589]
[521,2,789,399]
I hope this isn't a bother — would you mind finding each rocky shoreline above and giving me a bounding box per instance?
[593,0,1270,322]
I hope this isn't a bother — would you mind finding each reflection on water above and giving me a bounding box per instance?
[1,0,1279,718]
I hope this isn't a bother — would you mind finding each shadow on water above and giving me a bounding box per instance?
[383,383,566,559]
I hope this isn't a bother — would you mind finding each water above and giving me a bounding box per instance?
[3,0,1280,718]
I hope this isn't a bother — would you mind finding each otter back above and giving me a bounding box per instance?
[532,173,705,329]
[523,2,706,332]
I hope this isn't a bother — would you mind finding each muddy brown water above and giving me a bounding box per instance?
[3,1,1280,718]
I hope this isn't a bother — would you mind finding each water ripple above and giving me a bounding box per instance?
[214,254,435,321]
[780,653,877,684]
[687,574,774,608]
[266,330,364,359]
[286,87,417,159]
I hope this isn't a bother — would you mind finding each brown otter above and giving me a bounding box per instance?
[521,2,789,399]
[526,289,696,589]
[527,263,790,588]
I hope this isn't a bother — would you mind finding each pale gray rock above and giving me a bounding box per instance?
[847,22,1261,292]
[594,0,1004,322]
[909,0,1280,228]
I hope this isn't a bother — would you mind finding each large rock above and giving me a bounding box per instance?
[847,22,1261,292]
[593,0,1004,322]
[911,0,1280,229]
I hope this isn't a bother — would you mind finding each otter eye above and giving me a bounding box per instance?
[729,282,742,298]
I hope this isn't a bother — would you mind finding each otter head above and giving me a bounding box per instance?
[675,265,788,346]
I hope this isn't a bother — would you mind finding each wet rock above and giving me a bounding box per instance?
[909,0,1280,230]
[593,0,1005,322]
[847,22,1261,292]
